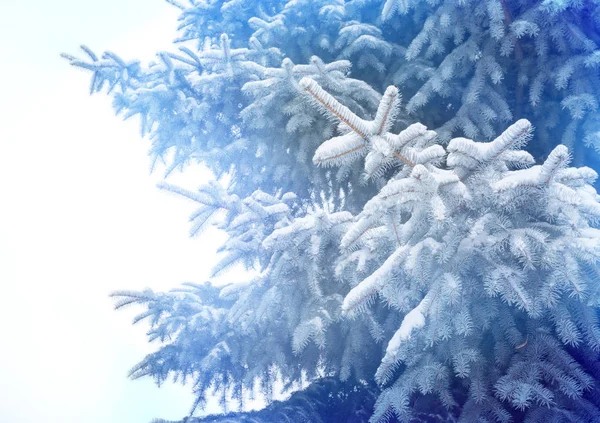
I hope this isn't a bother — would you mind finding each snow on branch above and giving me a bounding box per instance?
[447,119,534,178]
[300,78,421,176]
[334,113,600,419]
[375,295,429,385]
[342,246,409,316]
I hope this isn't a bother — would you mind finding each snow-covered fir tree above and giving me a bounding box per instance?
[65,0,600,421]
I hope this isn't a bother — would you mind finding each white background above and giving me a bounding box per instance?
[0,1,229,422]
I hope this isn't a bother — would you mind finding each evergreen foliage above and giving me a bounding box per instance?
[65,0,600,421]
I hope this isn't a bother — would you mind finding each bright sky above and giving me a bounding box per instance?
[0,1,230,422]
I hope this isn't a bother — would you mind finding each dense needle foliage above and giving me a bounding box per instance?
[66,0,600,421]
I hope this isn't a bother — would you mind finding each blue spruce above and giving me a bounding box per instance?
[65,0,600,421]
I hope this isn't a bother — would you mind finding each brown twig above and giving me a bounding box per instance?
[304,85,368,138]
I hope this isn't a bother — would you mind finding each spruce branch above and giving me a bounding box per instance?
[300,78,416,172]
[300,77,371,138]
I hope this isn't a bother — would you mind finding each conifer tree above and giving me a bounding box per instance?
[65,0,600,421]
